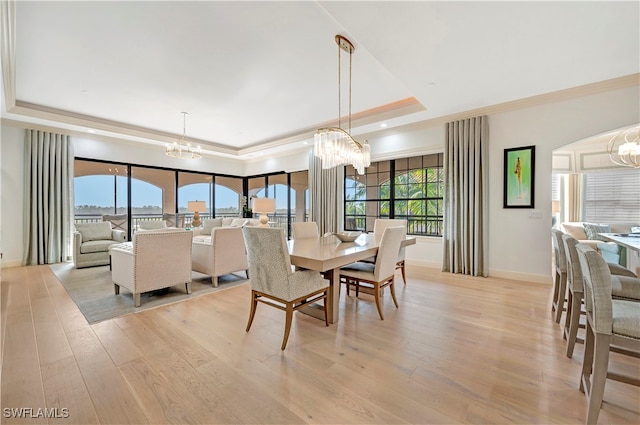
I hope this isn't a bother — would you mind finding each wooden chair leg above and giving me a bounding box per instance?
[114,283,120,295]
[246,291,258,332]
[580,321,595,393]
[282,303,294,350]
[563,289,573,340]
[555,273,567,323]
[185,282,192,294]
[323,291,329,326]
[552,270,560,312]
[389,278,399,308]
[585,333,611,425]
[374,283,384,320]
[566,290,583,358]
[399,261,406,284]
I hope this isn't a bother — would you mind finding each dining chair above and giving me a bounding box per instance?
[340,226,404,320]
[292,221,319,239]
[242,227,329,350]
[574,243,640,425]
[361,219,408,284]
[551,228,569,323]
[563,233,640,358]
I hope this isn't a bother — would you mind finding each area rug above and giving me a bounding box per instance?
[50,263,248,324]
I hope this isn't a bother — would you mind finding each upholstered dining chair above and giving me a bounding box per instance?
[562,234,640,358]
[551,229,569,323]
[242,227,329,350]
[340,226,404,320]
[292,221,320,239]
[574,244,640,425]
[361,219,408,284]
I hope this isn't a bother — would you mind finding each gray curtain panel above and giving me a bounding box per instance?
[442,116,489,276]
[23,130,74,265]
[309,153,344,236]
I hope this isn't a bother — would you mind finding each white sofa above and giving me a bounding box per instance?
[110,229,193,307]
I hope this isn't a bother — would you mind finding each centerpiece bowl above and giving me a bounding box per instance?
[333,231,362,243]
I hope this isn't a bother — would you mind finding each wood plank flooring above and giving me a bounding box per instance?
[1,264,639,424]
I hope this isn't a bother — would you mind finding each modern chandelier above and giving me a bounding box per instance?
[165,112,202,159]
[607,124,640,168]
[314,35,370,175]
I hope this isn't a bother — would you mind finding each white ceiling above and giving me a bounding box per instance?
[2,1,639,159]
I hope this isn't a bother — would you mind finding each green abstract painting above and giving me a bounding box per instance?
[504,145,535,208]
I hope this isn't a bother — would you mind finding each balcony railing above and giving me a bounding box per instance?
[74,212,306,234]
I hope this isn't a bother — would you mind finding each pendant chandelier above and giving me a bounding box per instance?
[165,112,202,159]
[607,125,640,168]
[314,35,370,175]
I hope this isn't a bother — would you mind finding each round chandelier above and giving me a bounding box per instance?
[607,124,640,168]
[165,112,202,159]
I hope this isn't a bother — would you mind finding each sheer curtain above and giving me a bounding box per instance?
[309,153,343,236]
[567,173,583,222]
[442,116,489,277]
[23,130,74,265]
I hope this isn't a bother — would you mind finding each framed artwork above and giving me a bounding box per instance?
[504,145,535,208]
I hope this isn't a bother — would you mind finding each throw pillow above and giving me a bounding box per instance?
[583,223,611,241]
[76,222,113,242]
[230,218,246,227]
[201,218,223,235]
[138,220,167,230]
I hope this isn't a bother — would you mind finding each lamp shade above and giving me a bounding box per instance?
[187,201,206,213]
[252,197,276,213]
[551,200,560,213]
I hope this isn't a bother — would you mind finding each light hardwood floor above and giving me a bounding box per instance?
[1,264,639,424]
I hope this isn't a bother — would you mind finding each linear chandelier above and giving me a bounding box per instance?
[607,125,640,168]
[314,35,370,175]
[165,112,202,159]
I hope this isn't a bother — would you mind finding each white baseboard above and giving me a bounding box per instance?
[406,260,551,285]
[488,268,552,285]
[1,259,23,269]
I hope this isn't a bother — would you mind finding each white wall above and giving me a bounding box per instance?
[2,84,639,282]
[0,125,25,267]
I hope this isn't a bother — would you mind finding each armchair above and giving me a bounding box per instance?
[110,229,193,307]
[192,226,249,286]
[73,222,126,268]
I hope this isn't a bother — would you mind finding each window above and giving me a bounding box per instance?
[74,159,308,240]
[345,153,444,236]
[584,169,640,223]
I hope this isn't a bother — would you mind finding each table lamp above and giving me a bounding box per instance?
[187,200,206,227]
[252,197,276,227]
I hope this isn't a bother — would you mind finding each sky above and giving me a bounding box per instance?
[74,175,294,210]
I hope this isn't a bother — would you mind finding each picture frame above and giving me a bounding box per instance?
[504,145,535,208]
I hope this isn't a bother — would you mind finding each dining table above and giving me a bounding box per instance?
[597,232,640,276]
[287,232,416,324]
[597,232,640,252]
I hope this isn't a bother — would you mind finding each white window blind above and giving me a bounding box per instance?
[583,170,640,223]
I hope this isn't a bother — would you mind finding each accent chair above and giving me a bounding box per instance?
[110,229,193,307]
[73,221,126,269]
